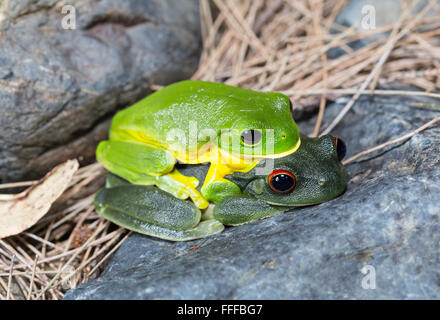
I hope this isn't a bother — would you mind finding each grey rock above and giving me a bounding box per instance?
[0,0,201,182]
[64,92,440,299]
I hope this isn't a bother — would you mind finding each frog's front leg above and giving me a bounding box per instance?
[96,140,209,209]
[200,148,258,203]
[213,195,288,226]
[200,162,241,203]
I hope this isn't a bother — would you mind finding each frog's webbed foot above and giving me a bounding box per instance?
[213,195,288,226]
[114,169,209,210]
[201,179,241,203]
[200,159,245,203]
[97,140,209,209]
[156,169,209,209]
[94,184,224,241]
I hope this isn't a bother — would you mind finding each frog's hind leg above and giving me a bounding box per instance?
[94,185,224,241]
[97,140,209,209]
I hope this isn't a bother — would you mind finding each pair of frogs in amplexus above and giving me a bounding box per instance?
[94,80,348,241]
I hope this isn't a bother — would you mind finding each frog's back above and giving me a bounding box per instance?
[111,80,289,142]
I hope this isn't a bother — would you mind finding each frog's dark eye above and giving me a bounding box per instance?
[241,130,262,146]
[268,169,296,194]
[333,136,346,161]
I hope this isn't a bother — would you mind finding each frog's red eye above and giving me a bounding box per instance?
[333,136,346,161]
[268,169,296,194]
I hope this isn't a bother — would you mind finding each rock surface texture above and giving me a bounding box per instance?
[0,0,201,182]
[65,93,440,299]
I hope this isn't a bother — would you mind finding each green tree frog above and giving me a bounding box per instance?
[94,134,348,241]
[96,80,301,210]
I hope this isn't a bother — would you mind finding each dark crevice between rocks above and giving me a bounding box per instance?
[21,115,113,181]
[38,110,113,158]
[12,3,57,20]
[83,11,153,30]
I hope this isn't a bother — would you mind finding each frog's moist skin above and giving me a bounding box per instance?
[96,80,300,210]
[94,134,348,241]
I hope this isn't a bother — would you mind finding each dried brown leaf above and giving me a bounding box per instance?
[0,160,79,239]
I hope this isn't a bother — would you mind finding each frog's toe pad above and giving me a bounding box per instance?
[201,180,241,203]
